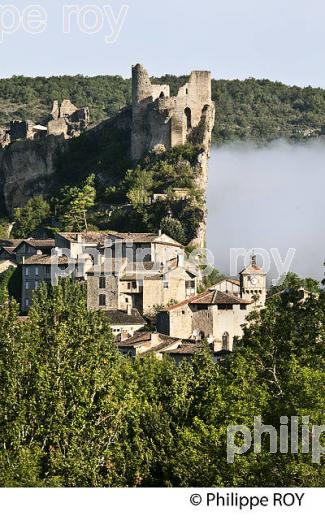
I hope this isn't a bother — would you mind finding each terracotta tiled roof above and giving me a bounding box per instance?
[165,289,250,311]
[118,331,152,346]
[167,344,201,355]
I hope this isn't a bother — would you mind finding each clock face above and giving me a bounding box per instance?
[250,276,258,286]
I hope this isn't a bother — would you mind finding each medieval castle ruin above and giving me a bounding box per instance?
[0,99,89,148]
[131,64,215,161]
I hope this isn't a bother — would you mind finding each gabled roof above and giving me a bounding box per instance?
[165,288,250,311]
[0,246,15,254]
[13,239,55,252]
[0,239,23,248]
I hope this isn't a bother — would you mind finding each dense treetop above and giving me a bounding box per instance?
[0,275,324,486]
[1,74,325,141]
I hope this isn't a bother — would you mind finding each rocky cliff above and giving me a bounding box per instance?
[0,135,67,215]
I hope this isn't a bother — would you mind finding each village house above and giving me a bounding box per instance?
[157,289,251,351]
[117,331,182,358]
[157,256,267,351]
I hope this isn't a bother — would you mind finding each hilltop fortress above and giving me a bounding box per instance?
[131,64,215,160]
[0,64,215,246]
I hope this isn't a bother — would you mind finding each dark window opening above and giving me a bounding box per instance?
[159,91,165,98]
[222,332,230,351]
[184,107,192,130]
[99,277,106,289]
[99,294,106,307]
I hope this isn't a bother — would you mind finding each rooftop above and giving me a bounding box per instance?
[165,289,250,311]
[23,255,72,265]
[105,309,146,326]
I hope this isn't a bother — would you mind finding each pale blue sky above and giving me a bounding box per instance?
[0,0,324,86]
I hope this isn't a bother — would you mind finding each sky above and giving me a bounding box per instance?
[207,141,325,282]
[0,0,325,86]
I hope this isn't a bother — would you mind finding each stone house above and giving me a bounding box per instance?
[21,254,72,313]
[118,331,181,358]
[13,239,55,264]
[105,309,146,338]
[157,289,251,352]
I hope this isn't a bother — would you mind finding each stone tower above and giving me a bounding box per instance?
[240,255,267,308]
[131,64,215,161]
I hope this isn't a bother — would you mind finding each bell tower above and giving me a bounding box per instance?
[240,255,267,308]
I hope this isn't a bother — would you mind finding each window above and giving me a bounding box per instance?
[99,294,106,307]
[25,299,29,308]
[99,277,106,289]
[35,267,39,276]
[35,281,39,289]
[45,265,51,275]
[184,107,192,130]
[222,332,230,351]
[25,281,29,290]
[25,267,29,276]
[163,280,169,289]
[240,304,247,310]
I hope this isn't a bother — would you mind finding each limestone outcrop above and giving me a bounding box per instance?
[0,135,67,214]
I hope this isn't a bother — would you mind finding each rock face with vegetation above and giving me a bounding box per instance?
[0,65,215,248]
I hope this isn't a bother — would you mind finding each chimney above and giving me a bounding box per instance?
[77,233,82,243]
[158,229,162,236]
[252,254,257,268]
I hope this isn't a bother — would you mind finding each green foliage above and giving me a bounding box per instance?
[2,75,325,142]
[160,216,186,244]
[101,145,204,244]
[198,268,224,292]
[0,218,10,239]
[59,174,96,231]
[0,275,324,486]
[12,196,50,238]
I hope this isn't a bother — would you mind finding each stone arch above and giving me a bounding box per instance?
[184,107,192,130]
[222,331,230,350]
[159,91,165,99]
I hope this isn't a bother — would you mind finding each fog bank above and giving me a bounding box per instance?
[207,140,325,282]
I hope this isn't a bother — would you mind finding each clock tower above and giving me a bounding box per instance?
[239,255,266,308]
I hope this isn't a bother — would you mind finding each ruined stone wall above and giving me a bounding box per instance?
[131,64,214,162]
[130,64,215,247]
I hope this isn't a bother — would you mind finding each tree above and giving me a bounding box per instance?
[60,174,96,231]
[160,216,186,244]
[12,196,50,238]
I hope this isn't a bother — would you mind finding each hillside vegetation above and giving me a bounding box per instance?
[1,75,325,142]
